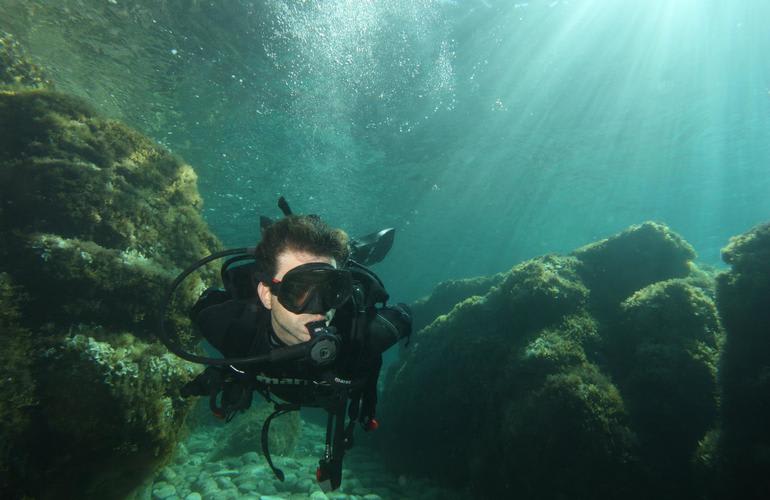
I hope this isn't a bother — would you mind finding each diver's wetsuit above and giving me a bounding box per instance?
[192,278,409,419]
[185,260,410,490]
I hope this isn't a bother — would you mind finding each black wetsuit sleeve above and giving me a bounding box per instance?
[367,303,412,354]
[356,304,411,421]
[359,354,383,420]
[195,298,264,358]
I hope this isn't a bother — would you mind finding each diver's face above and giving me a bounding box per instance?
[257,249,336,345]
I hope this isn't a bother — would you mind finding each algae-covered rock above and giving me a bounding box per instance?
[377,222,726,500]
[379,292,507,485]
[714,222,770,499]
[720,223,770,273]
[36,330,197,498]
[210,404,302,461]
[410,272,505,332]
[0,31,51,89]
[489,362,637,499]
[0,274,37,494]
[0,45,220,499]
[609,280,722,496]
[488,254,588,333]
[377,254,626,498]
[0,89,219,336]
[572,222,696,315]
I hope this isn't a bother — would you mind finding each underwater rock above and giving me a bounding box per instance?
[0,89,220,334]
[0,46,221,498]
[490,359,636,499]
[488,254,588,333]
[610,279,722,496]
[209,404,302,461]
[409,272,505,332]
[377,253,634,498]
[37,330,197,498]
[0,31,51,89]
[377,222,726,499]
[0,273,37,495]
[713,222,770,499]
[572,221,696,316]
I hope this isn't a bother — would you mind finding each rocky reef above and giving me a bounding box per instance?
[710,222,770,499]
[0,31,50,89]
[409,272,505,332]
[571,221,697,316]
[0,37,220,499]
[378,221,731,499]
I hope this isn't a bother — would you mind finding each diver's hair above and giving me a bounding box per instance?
[254,215,350,279]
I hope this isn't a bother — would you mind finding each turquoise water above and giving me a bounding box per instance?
[4,1,770,499]
[5,0,770,300]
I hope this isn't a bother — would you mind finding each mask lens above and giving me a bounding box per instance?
[317,271,352,310]
[276,265,351,314]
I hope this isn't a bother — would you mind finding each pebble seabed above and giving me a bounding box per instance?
[148,419,460,500]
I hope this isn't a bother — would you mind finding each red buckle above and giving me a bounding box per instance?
[365,418,379,431]
[316,467,324,482]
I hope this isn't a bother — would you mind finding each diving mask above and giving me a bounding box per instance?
[266,262,352,314]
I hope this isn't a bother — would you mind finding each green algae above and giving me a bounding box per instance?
[0,31,50,89]
[0,273,37,494]
[380,221,723,499]
[712,222,770,500]
[608,279,722,496]
[410,272,506,332]
[0,41,221,499]
[572,221,696,316]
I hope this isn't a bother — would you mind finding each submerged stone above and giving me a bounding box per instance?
[610,280,722,496]
[571,221,695,315]
[378,247,632,498]
[208,404,302,461]
[713,221,770,499]
[410,272,506,332]
[152,482,177,499]
[0,43,220,499]
[377,221,727,499]
[0,31,51,89]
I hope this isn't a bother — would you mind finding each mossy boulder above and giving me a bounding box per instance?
[379,293,507,485]
[0,49,220,498]
[487,254,589,333]
[489,361,637,499]
[377,254,633,498]
[410,272,505,332]
[572,222,696,316]
[410,255,586,337]
[34,330,197,498]
[0,273,37,494]
[713,222,770,499]
[607,280,722,496]
[0,31,51,89]
[377,222,727,499]
[0,89,219,335]
[210,404,302,461]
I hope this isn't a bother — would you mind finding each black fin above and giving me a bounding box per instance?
[278,196,293,216]
[260,216,274,233]
[350,228,395,266]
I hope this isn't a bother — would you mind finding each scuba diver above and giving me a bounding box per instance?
[159,197,412,492]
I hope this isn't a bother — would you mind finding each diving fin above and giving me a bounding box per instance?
[260,216,274,233]
[350,228,395,266]
[261,197,396,266]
